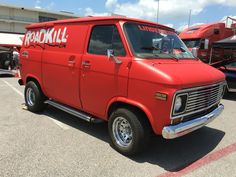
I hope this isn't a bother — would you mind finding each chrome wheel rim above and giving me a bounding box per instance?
[26,88,36,106]
[112,117,133,147]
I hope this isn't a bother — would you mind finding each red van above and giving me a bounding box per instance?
[19,16,226,155]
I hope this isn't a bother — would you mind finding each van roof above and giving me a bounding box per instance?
[26,16,174,31]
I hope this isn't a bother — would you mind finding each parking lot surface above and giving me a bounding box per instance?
[0,77,236,177]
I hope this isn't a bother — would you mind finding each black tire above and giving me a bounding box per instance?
[24,81,47,112]
[108,108,150,156]
[4,60,10,70]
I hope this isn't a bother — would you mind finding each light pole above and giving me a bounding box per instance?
[157,0,160,23]
[188,9,192,28]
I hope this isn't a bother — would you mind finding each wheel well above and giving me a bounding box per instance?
[26,77,45,97]
[108,102,152,131]
[26,77,40,85]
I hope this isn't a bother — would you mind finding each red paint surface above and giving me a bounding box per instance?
[158,143,236,177]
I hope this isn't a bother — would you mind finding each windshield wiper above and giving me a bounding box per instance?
[164,53,179,61]
[152,53,179,61]
[140,46,179,61]
[141,46,160,51]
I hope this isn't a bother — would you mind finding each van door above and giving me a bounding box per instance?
[80,24,130,117]
[42,25,82,108]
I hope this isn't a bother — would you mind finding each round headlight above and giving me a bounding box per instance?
[174,96,182,112]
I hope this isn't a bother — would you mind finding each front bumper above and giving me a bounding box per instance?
[162,104,224,139]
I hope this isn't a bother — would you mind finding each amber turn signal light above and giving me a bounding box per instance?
[171,117,182,125]
[155,92,168,101]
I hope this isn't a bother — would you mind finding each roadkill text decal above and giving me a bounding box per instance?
[24,27,68,47]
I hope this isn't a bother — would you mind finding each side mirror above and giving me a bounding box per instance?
[107,49,114,58]
[107,49,122,64]
[191,47,198,58]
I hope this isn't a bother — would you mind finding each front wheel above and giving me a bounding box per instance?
[108,108,150,156]
[25,81,47,112]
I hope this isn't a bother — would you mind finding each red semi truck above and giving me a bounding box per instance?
[179,19,236,63]
[18,16,226,155]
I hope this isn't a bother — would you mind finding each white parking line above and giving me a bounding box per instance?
[2,79,70,130]
[48,117,70,130]
[2,79,24,98]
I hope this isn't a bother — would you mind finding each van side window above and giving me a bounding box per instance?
[112,26,126,56]
[88,25,126,56]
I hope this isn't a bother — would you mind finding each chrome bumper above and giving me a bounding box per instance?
[162,104,224,139]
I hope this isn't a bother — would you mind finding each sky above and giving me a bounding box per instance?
[0,0,236,31]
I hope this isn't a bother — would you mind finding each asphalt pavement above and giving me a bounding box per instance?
[0,77,236,177]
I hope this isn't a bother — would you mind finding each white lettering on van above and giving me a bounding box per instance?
[53,31,57,43]
[45,28,54,43]
[34,31,40,43]
[56,28,61,43]
[30,32,35,42]
[39,29,46,43]
[24,27,68,47]
[61,27,67,43]
[25,32,31,46]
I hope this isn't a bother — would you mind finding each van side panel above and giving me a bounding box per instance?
[20,28,44,89]
[42,23,89,109]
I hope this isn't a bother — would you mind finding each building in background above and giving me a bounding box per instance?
[0,4,79,33]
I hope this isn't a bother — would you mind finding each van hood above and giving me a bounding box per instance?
[130,59,225,89]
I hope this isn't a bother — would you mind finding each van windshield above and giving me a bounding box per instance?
[124,22,194,59]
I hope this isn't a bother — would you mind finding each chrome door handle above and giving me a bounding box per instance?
[68,55,76,67]
[82,61,91,67]
[68,60,76,64]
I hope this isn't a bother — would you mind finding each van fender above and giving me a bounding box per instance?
[106,97,155,131]
[25,74,46,95]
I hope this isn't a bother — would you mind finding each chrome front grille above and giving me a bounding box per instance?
[186,84,223,113]
[172,82,225,118]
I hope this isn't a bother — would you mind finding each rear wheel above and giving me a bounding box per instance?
[108,108,150,156]
[25,81,46,112]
